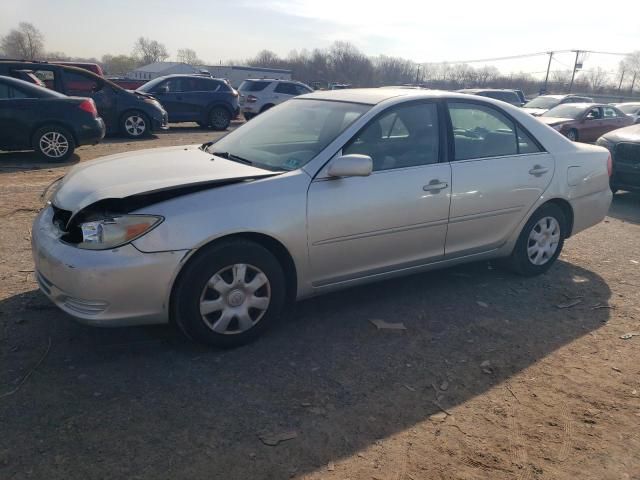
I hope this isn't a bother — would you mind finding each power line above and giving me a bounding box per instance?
[423,49,631,65]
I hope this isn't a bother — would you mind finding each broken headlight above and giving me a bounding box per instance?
[78,215,163,250]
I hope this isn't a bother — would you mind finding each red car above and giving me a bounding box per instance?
[539,103,633,142]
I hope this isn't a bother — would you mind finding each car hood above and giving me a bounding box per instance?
[538,117,574,126]
[53,144,280,216]
[600,124,640,143]
[522,107,548,116]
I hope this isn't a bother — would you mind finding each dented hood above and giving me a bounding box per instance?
[53,144,279,215]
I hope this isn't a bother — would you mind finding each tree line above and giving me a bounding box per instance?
[1,22,639,96]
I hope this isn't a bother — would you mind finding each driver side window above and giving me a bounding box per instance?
[343,103,439,171]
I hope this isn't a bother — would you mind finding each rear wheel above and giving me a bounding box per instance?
[33,125,76,162]
[209,107,231,131]
[505,203,567,277]
[566,129,578,142]
[121,111,150,138]
[172,240,286,348]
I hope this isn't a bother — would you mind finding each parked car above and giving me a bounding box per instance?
[0,61,168,138]
[32,88,612,347]
[137,74,239,130]
[539,103,633,142]
[522,94,594,116]
[513,89,527,105]
[238,79,313,120]
[457,88,523,106]
[614,103,640,124]
[0,76,105,161]
[597,124,640,193]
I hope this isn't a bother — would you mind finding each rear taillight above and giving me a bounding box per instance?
[607,153,612,177]
[247,95,257,103]
[79,99,97,117]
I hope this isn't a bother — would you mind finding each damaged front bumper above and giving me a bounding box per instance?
[31,206,188,327]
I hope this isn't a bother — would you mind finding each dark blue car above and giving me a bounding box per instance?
[137,75,239,130]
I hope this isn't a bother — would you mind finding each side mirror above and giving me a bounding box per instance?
[327,154,373,178]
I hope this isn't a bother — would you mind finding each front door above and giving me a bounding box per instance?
[580,106,606,142]
[445,101,554,257]
[307,101,451,287]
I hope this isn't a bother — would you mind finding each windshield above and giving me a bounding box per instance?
[206,99,370,171]
[542,104,587,119]
[136,77,164,93]
[618,104,640,114]
[524,96,561,109]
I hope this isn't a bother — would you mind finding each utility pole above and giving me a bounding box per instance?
[618,69,625,93]
[568,50,580,93]
[415,64,421,85]
[542,51,553,94]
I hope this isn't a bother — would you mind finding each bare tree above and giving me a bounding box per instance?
[132,37,169,65]
[176,48,202,65]
[102,54,140,75]
[586,67,609,91]
[1,22,44,60]
[249,50,282,68]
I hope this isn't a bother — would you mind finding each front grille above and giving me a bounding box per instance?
[51,205,72,232]
[615,143,640,166]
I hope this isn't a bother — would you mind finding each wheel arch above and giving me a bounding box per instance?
[169,231,298,322]
[30,121,78,147]
[260,103,275,113]
[543,197,574,237]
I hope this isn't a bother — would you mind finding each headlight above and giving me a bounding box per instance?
[78,215,163,250]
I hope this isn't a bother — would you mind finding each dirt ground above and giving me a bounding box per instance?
[1,124,639,480]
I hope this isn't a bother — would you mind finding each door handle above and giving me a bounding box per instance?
[529,165,549,176]
[423,180,449,193]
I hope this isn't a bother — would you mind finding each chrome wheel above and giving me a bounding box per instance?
[199,263,270,335]
[527,216,561,266]
[124,115,146,136]
[39,131,69,158]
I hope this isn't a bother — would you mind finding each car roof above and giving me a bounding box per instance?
[0,60,125,90]
[302,88,488,105]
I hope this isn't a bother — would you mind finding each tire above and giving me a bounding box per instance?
[243,112,255,121]
[209,107,231,131]
[260,104,274,114]
[172,240,286,348]
[504,203,567,277]
[32,125,76,162]
[566,129,578,142]
[121,111,150,138]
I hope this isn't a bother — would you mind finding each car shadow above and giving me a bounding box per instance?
[608,190,640,224]
[0,150,80,174]
[0,260,611,479]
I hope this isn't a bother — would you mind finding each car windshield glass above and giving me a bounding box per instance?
[206,99,370,171]
[618,104,640,114]
[524,97,561,109]
[542,104,587,119]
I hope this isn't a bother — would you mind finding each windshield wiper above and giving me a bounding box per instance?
[210,151,253,165]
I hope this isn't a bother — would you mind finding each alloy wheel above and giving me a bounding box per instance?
[124,115,146,136]
[199,263,271,334]
[39,131,69,159]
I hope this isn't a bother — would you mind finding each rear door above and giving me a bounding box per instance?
[273,82,298,104]
[445,101,553,257]
[602,106,630,133]
[0,81,36,149]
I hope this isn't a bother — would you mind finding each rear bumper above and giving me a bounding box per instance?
[31,206,188,327]
[76,117,105,146]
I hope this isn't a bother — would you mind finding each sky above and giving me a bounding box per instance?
[2,0,638,79]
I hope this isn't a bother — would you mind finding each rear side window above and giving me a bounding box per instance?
[0,83,33,99]
[274,83,299,95]
[63,71,101,95]
[239,80,270,92]
[448,102,518,160]
[603,107,620,118]
[517,127,542,154]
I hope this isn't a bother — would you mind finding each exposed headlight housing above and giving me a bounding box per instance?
[78,215,163,250]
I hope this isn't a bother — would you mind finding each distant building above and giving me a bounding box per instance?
[127,62,199,81]
[198,65,292,88]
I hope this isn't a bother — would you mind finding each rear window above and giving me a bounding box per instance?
[239,80,271,92]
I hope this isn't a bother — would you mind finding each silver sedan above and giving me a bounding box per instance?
[32,89,613,347]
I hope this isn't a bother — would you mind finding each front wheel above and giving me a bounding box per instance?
[33,125,76,162]
[172,240,286,348]
[121,111,150,138]
[505,203,566,276]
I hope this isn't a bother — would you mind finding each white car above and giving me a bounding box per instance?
[614,102,640,124]
[238,79,313,120]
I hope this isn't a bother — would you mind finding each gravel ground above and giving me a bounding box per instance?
[1,125,639,480]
